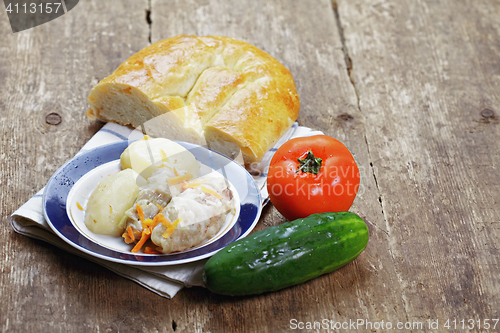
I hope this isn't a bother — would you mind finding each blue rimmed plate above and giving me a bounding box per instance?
[43,141,262,266]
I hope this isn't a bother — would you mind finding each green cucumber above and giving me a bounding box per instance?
[203,211,369,296]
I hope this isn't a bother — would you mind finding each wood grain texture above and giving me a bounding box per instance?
[1,0,390,331]
[338,0,500,329]
[0,0,152,331]
[1,0,499,331]
[150,0,407,331]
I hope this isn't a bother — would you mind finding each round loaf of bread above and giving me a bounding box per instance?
[87,35,300,164]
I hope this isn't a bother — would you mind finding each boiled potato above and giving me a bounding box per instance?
[120,138,199,179]
[84,169,146,236]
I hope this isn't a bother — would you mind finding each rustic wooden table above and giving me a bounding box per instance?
[1,0,499,332]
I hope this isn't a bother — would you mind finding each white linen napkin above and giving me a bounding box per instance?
[10,122,323,298]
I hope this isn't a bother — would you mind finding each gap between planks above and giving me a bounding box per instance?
[331,0,384,220]
[146,0,152,44]
[331,0,413,325]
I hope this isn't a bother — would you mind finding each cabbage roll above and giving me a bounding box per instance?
[151,173,234,254]
[121,161,194,242]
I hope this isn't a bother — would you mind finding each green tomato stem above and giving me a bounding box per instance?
[296,151,322,174]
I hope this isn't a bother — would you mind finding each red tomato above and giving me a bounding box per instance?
[267,135,360,221]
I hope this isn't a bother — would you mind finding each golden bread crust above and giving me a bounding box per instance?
[87,35,300,163]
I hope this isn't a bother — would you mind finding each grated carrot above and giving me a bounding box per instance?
[160,149,169,161]
[156,203,163,210]
[122,227,135,244]
[156,214,171,227]
[157,164,172,170]
[126,226,135,242]
[168,172,193,185]
[201,186,223,199]
[121,232,131,243]
[128,214,165,253]
[182,182,201,190]
[143,247,162,254]
[131,228,151,253]
[151,213,164,230]
[136,204,145,222]
[142,218,154,230]
[162,217,182,239]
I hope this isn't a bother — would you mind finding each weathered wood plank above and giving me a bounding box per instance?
[338,0,500,328]
[5,0,498,331]
[0,0,400,331]
[0,1,151,331]
[149,0,406,332]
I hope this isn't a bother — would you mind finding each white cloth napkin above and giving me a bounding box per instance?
[10,122,323,298]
